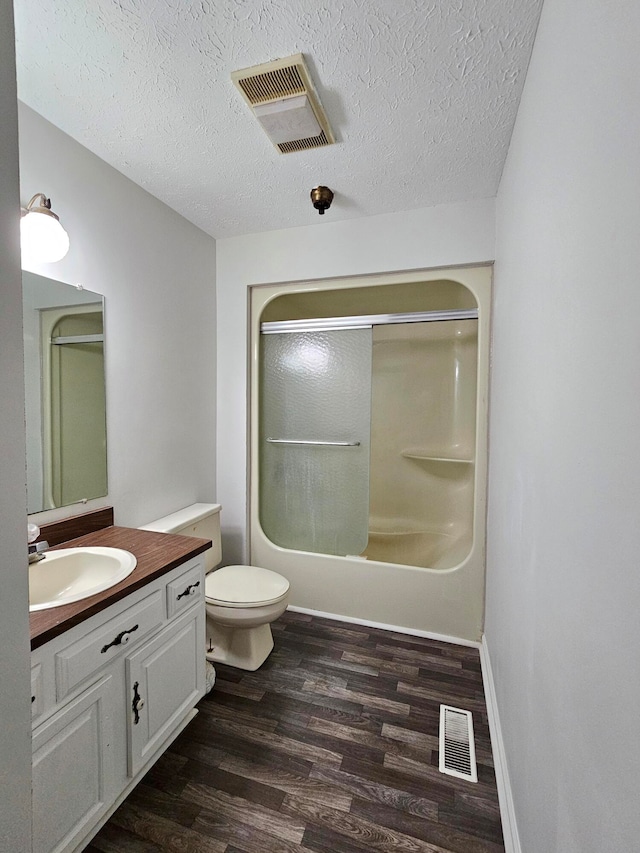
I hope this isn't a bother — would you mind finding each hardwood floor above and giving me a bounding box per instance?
[87,611,504,853]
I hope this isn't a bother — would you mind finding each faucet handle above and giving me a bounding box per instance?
[28,540,49,563]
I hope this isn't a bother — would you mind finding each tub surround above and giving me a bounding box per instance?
[30,526,211,649]
[363,318,478,569]
[250,266,491,642]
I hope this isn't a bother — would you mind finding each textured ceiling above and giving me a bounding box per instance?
[14,0,543,239]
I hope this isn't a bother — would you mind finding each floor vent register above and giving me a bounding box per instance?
[439,704,478,782]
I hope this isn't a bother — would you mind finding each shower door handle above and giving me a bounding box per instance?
[266,438,361,447]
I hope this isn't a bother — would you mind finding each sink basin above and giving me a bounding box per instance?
[29,547,137,612]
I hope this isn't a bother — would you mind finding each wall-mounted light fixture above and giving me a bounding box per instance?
[20,193,70,265]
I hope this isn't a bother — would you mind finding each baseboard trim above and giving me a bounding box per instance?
[480,635,522,853]
[286,604,481,649]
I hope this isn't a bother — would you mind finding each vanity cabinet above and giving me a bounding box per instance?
[31,554,205,853]
[126,607,203,776]
[32,675,115,853]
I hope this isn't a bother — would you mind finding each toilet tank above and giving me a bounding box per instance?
[139,503,222,572]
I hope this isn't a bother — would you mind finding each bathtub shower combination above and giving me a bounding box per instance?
[250,267,490,641]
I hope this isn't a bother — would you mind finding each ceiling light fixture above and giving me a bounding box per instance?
[310,186,334,215]
[20,193,70,265]
[231,54,335,154]
[254,94,322,146]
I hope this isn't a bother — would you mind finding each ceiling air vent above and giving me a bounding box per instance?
[231,53,335,153]
[439,704,478,783]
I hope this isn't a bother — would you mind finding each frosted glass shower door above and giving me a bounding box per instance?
[260,329,372,556]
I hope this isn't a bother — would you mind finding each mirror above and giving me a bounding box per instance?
[23,272,107,514]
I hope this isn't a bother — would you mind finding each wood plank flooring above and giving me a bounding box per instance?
[87,611,504,853]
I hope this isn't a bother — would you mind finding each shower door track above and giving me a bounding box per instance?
[51,333,105,345]
[260,308,478,335]
[266,439,361,447]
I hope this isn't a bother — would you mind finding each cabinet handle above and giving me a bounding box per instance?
[176,580,200,601]
[132,681,144,725]
[101,623,139,654]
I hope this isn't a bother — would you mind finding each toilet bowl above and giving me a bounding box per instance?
[139,504,290,671]
[205,565,290,671]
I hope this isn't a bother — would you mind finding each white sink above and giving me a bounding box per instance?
[29,547,137,612]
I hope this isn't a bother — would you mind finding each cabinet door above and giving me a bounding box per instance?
[32,674,114,853]
[126,606,204,777]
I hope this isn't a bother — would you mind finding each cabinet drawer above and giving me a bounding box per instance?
[166,559,204,619]
[55,590,164,702]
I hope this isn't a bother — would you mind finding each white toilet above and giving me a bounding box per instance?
[139,503,290,671]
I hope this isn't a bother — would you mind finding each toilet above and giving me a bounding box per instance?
[139,503,290,671]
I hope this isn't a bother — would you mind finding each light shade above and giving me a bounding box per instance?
[253,94,322,145]
[20,194,70,265]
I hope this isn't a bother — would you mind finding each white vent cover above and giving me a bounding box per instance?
[231,53,335,153]
[439,704,478,782]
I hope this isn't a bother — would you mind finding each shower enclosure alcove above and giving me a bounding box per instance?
[250,266,490,641]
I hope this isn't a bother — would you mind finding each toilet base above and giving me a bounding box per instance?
[205,620,274,671]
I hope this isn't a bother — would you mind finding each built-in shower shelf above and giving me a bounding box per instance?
[401,451,473,464]
[368,527,434,537]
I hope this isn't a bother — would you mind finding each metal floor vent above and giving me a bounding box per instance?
[439,704,478,782]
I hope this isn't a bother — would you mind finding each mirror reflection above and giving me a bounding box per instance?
[23,272,107,513]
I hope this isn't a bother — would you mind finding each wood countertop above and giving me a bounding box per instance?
[30,526,211,650]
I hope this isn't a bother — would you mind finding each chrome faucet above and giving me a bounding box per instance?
[28,540,49,564]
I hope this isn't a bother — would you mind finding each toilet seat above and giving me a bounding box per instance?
[205,565,290,609]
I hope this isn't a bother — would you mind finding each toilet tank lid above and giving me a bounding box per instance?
[139,502,221,534]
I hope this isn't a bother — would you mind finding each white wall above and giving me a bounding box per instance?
[216,198,495,564]
[19,104,217,527]
[487,1,640,850]
[0,2,32,849]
